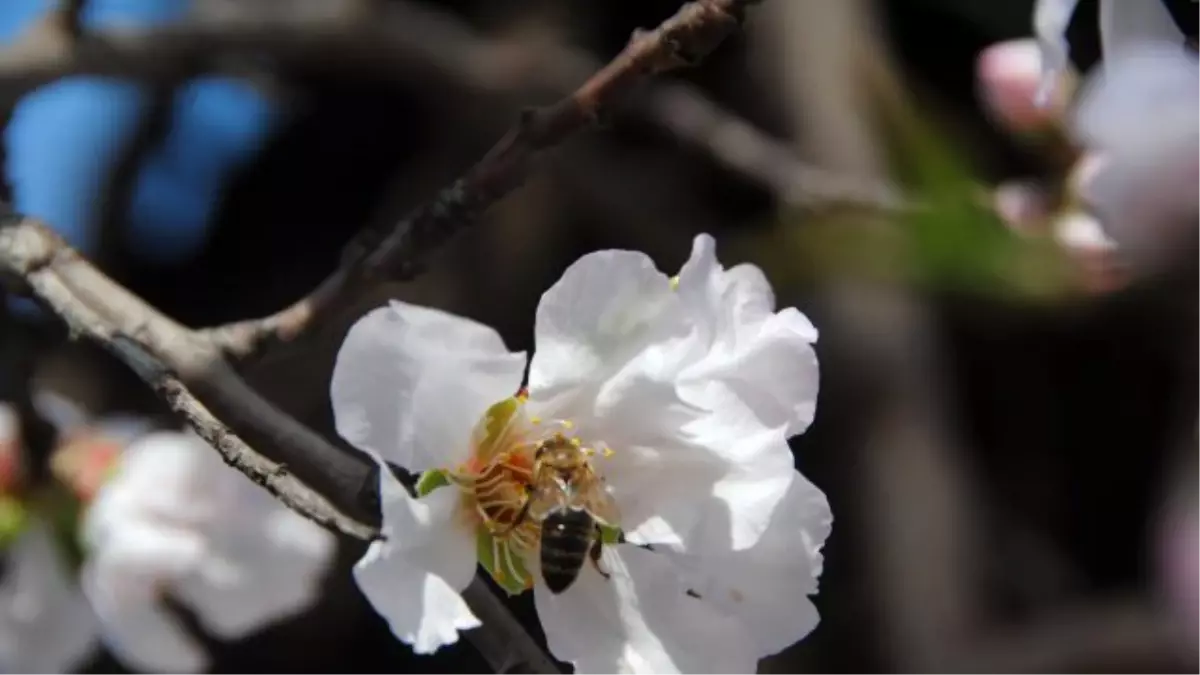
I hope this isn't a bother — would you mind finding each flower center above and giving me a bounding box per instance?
[430,395,620,594]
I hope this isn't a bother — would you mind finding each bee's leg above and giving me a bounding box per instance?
[589,528,611,580]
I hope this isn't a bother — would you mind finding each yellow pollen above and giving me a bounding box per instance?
[569,437,582,448]
[601,447,615,458]
[530,416,542,425]
[582,447,595,457]
[669,275,680,291]
[560,420,575,430]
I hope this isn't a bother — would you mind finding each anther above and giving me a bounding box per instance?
[530,416,542,425]
[569,437,582,448]
[560,420,575,430]
[601,447,615,458]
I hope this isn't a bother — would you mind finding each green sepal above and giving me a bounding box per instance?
[599,524,624,545]
[415,468,451,497]
[476,527,533,596]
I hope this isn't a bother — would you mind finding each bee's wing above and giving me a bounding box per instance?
[576,471,621,526]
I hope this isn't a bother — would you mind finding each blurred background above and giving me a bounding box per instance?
[0,0,1196,672]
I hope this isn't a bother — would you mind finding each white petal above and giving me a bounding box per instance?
[0,520,98,674]
[562,375,728,549]
[676,234,776,337]
[82,430,335,657]
[1033,0,1081,105]
[81,548,209,673]
[675,234,820,437]
[352,459,480,653]
[529,249,689,416]
[1054,210,1118,253]
[332,301,527,472]
[1099,0,1184,60]
[173,509,334,640]
[556,359,795,553]
[534,544,757,674]
[664,476,832,657]
[1073,45,1199,158]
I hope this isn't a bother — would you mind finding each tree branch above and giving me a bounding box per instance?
[191,0,769,360]
[0,0,898,362]
[0,215,377,539]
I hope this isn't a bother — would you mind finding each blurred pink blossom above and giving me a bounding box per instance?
[978,39,1061,132]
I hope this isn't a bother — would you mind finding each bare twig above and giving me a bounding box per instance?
[0,0,898,363]
[0,217,376,539]
[192,0,769,360]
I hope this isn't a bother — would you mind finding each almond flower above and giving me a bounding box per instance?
[1070,45,1199,272]
[80,430,336,673]
[331,234,831,673]
[0,404,98,673]
[1033,0,1188,103]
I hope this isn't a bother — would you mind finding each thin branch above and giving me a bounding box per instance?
[191,0,769,360]
[0,0,898,363]
[0,216,376,539]
[0,215,380,528]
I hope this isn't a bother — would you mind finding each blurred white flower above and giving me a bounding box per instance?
[332,233,830,673]
[1034,0,1186,103]
[1071,45,1199,270]
[0,520,99,673]
[81,430,336,673]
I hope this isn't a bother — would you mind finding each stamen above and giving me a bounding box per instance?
[569,437,582,448]
[530,416,542,425]
[560,419,574,430]
[601,446,615,458]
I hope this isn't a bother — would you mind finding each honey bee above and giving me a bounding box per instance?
[501,433,619,594]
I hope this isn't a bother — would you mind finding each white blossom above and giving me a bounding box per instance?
[1071,46,1199,270]
[332,233,831,673]
[0,520,99,673]
[1033,0,1187,103]
[80,430,336,673]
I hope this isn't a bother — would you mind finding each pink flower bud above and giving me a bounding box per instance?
[978,39,1062,132]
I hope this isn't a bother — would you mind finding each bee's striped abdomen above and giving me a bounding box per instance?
[539,507,595,594]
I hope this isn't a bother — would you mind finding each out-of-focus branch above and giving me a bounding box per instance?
[949,596,1191,673]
